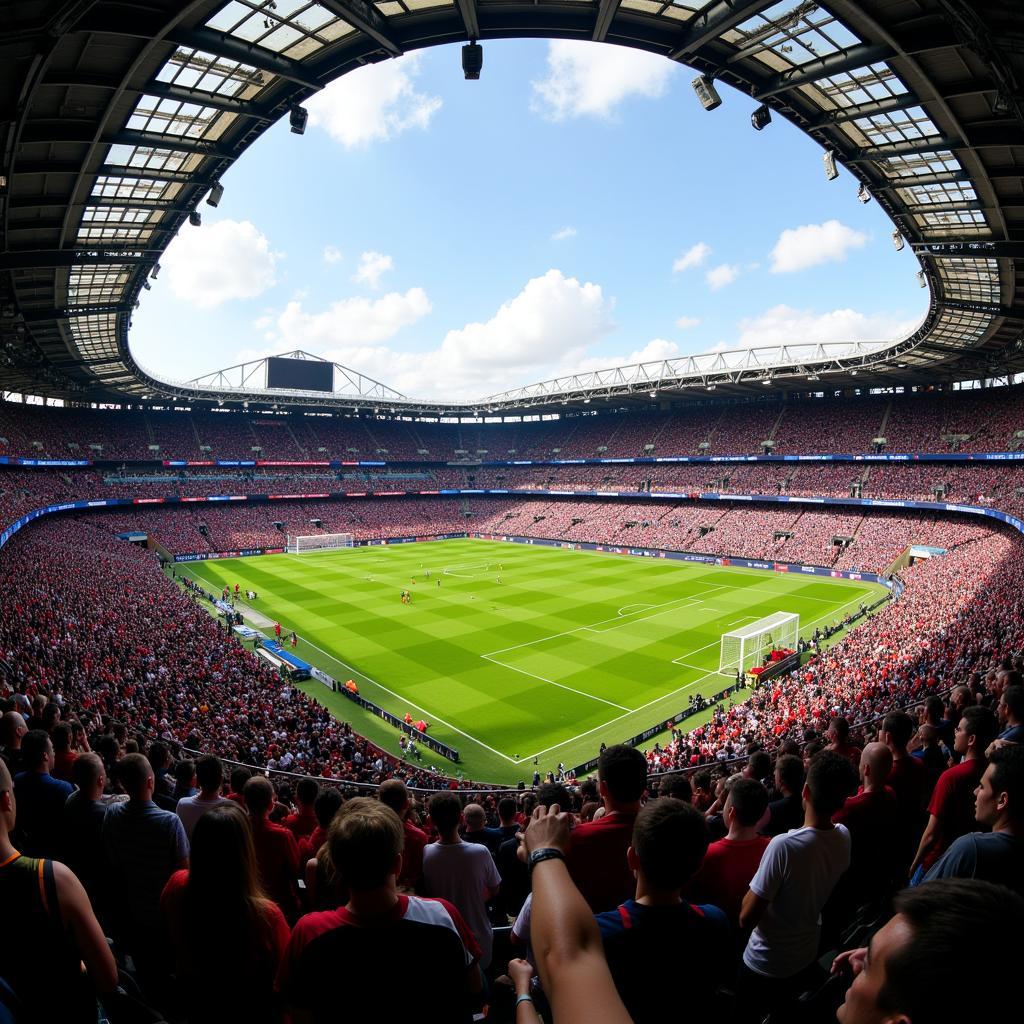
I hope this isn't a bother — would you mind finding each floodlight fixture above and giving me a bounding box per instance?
[850,369,858,376]
[151,262,161,279]
[142,280,151,290]
[206,181,224,207]
[751,104,771,131]
[189,210,201,227]
[917,270,927,288]
[692,75,722,111]
[649,390,657,398]
[706,384,716,391]
[807,374,820,381]
[823,149,839,181]
[857,182,871,203]
[892,230,905,252]
[462,41,483,80]
[289,105,308,135]
[583,397,591,404]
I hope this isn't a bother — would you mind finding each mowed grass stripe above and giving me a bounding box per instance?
[180,540,885,781]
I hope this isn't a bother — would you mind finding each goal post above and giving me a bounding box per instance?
[286,532,354,554]
[718,612,799,676]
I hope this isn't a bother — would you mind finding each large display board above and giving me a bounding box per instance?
[266,357,333,392]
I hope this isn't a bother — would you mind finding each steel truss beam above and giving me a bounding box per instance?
[754,43,893,100]
[668,0,778,61]
[318,0,402,56]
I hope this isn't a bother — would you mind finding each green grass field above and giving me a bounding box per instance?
[177,539,886,783]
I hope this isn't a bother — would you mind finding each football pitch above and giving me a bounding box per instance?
[178,539,887,783]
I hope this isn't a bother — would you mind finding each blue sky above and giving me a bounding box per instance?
[131,39,926,401]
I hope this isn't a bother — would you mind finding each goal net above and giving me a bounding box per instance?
[286,532,354,554]
[718,611,799,677]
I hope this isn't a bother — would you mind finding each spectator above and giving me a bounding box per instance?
[594,798,731,1021]
[147,741,177,811]
[278,798,482,1024]
[162,802,290,1024]
[880,711,930,874]
[497,797,520,841]
[998,684,1024,741]
[688,777,770,930]
[566,745,647,912]
[0,758,119,1024]
[13,729,74,859]
[658,774,693,803]
[834,880,1024,1023]
[924,743,1024,892]
[282,777,319,842]
[764,754,805,837]
[102,753,189,988]
[826,716,862,766]
[738,751,858,1022]
[379,778,427,889]
[911,723,948,784]
[298,787,343,863]
[0,711,27,775]
[175,754,231,840]
[910,706,997,881]
[462,802,503,855]
[244,776,301,922]
[423,792,501,970]
[227,766,252,804]
[50,723,78,783]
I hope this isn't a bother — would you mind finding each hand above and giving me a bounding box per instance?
[831,947,867,977]
[986,738,1011,759]
[508,958,535,995]
[524,803,572,856]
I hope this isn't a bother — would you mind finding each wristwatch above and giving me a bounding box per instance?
[527,847,566,872]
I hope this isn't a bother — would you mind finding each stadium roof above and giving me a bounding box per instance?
[1,0,1022,415]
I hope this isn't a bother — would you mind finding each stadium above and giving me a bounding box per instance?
[1,1,1023,1022]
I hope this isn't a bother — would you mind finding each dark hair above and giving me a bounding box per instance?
[173,759,196,793]
[230,766,252,794]
[880,880,1024,1021]
[727,778,770,828]
[535,782,572,811]
[182,804,275,975]
[21,729,51,771]
[925,695,945,720]
[632,799,707,889]
[50,722,72,754]
[829,716,851,741]
[195,755,224,794]
[326,798,404,891]
[579,777,599,802]
[960,706,997,753]
[882,711,914,748]
[314,787,344,829]
[598,744,647,804]
[243,775,275,817]
[748,751,772,780]
[147,741,170,769]
[498,797,517,822]
[806,750,858,817]
[1002,685,1024,722]
[295,777,319,806]
[428,792,463,834]
[776,754,805,794]
[988,743,1024,817]
[378,779,410,814]
[115,753,154,800]
[659,775,693,803]
[692,770,713,793]
[71,752,104,790]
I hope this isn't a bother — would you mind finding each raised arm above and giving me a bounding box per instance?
[524,805,633,1024]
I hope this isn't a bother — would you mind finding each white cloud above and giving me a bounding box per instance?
[706,263,739,290]
[305,54,441,147]
[532,41,674,121]
[735,304,921,349]
[675,316,700,330]
[563,337,681,377]
[353,251,393,289]
[162,219,277,309]
[262,289,432,350]
[769,219,868,273]
[673,242,710,273]
[323,245,342,264]
[254,269,615,400]
[551,226,578,241]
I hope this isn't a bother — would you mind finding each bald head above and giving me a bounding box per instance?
[860,742,893,792]
[0,712,27,748]
[463,803,486,830]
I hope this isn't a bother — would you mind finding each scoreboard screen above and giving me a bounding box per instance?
[267,357,333,392]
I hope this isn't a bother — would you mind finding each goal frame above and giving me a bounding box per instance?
[286,532,354,554]
[718,612,799,677]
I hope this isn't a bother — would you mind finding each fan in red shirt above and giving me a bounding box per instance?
[298,788,343,863]
[826,716,862,767]
[566,745,647,913]
[909,706,997,880]
[281,777,319,842]
[162,802,290,1024]
[880,710,932,875]
[687,777,770,931]
[244,776,301,922]
[278,799,482,1024]
[379,778,427,888]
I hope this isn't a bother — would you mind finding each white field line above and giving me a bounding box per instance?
[727,616,759,627]
[480,654,630,711]
[525,587,879,761]
[175,562,518,764]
